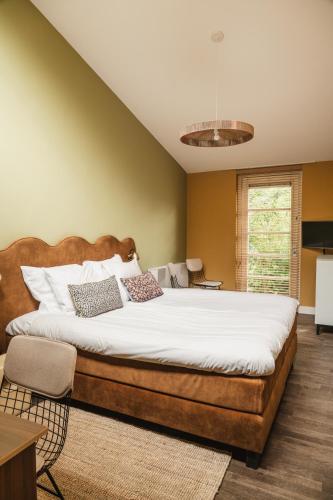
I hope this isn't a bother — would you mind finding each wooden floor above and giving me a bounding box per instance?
[219,314,333,500]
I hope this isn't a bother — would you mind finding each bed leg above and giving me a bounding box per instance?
[316,324,321,335]
[246,451,262,469]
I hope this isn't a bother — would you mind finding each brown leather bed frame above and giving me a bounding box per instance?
[0,235,297,468]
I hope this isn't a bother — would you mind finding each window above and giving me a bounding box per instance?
[236,170,302,298]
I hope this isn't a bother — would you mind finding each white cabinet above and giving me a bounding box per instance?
[315,255,333,334]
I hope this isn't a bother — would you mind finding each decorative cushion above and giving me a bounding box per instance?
[68,276,123,318]
[121,272,163,302]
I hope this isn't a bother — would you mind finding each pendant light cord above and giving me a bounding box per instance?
[211,30,223,122]
[215,41,219,122]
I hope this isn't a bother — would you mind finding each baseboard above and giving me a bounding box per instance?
[298,306,315,315]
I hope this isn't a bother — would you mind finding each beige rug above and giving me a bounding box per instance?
[38,407,230,500]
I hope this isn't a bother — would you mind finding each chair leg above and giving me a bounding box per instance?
[246,451,262,469]
[37,469,64,499]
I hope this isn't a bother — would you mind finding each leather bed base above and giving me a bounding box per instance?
[72,320,297,455]
[75,319,296,415]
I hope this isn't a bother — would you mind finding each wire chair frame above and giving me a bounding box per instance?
[0,381,71,497]
[170,274,186,288]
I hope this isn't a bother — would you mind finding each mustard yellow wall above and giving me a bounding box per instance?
[187,162,333,307]
[0,0,186,270]
[187,170,237,290]
[301,162,333,306]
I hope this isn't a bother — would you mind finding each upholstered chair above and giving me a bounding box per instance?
[0,335,77,499]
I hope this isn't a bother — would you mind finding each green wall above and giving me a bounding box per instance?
[0,0,186,269]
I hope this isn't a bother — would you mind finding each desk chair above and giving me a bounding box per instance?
[186,258,222,290]
[0,335,77,499]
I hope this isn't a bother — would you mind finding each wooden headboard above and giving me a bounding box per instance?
[0,235,136,353]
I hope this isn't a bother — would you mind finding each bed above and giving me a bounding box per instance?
[0,235,298,468]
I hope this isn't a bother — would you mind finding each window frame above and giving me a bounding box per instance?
[236,170,302,298]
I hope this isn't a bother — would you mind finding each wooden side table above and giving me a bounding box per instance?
[0,412,47,500]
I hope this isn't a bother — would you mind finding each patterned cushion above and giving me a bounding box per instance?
[68,276,123,318]
[121,272,163,302]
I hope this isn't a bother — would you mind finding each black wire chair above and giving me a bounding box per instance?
[0,383,70,498]
[0,335,77,499]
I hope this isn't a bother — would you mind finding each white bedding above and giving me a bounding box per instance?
[6,289,298,376]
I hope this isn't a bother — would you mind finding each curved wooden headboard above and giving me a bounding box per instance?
[0,235,136,353]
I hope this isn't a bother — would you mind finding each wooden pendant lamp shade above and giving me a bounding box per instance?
[180,120,254,147]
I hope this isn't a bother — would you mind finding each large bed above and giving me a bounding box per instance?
[0,235,298,468]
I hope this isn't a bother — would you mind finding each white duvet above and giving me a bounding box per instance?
[6,289,298,376]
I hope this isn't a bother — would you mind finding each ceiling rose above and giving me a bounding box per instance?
[180,31,254,148]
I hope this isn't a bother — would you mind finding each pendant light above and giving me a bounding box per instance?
[180,31,254,147]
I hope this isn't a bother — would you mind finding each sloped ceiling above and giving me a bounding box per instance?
[31,0,333,173]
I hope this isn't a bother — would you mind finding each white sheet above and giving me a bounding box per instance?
[6,289,298,376]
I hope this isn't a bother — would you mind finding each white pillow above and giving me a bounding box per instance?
[103,257,142,302]
[44,264,83,312]
[103,254,123,266]
[21,266,61,312]
[82,255,122,283]
[82,261,110,283]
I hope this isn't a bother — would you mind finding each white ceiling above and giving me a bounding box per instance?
[31,0,333,173]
